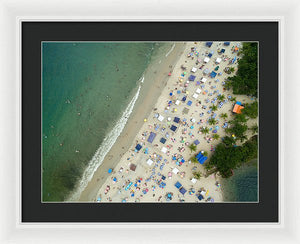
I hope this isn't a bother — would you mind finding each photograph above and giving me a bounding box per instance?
[42,41,259,203]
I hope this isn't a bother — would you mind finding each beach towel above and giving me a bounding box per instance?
[188,75,196,81]
[175,181,182,189]
[147,132,156,143]
[170,125,177,132]
[174,117,180,123]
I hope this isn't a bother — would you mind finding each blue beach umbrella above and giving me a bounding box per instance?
[108,168,112,173]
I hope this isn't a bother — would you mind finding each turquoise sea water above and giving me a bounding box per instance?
[221,160,258,202]
[42,42,163,201]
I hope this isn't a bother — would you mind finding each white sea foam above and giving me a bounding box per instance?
[165,43,175,57]
[140,76,144,83]
[68,83,142,201]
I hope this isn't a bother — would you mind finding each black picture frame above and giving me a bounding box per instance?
[22,22,278,222]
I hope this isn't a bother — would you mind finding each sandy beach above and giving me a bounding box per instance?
[76,41,257,203]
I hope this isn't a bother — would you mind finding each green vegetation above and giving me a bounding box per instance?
[226,121,248,142]
[218,94,225,101]
[205,135,258,178]
[201,127,209,135]
[202,151,208,157]
[193,171,202,180]
[188,143,197,153]
[210,104,218,111]
[233,113,248,123]
[226,42,258,96]
[224,67,235,75]
[200,42,258,180]
[243,101,258,118]
[212,134,220,140]
[220,113,228,119]
[250,124,258,134]
[191,156,198,164]
[208,118,217,125]
[230,96,237,103]
[222,136,236,147]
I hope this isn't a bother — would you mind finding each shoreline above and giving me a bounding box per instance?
[74,41,257,203]
[77,43,186,201]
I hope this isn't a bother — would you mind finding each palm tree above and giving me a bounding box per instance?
[220,113,228,119]
[210,104,218,111]
[229,67,235,73]
[191,156,198,164]
[230,97,237,103]
[218,94,225,101]
[193,171,202,180]
[250,124,258,134]
[203,151,208,157]
[201,127,209,135]
[235,113,248,123]
[208,118,217,125]
[212,134,220,140]
[188,143,197,153]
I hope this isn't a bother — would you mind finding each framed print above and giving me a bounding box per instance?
[22,21,278,222]
[1,0,299,243]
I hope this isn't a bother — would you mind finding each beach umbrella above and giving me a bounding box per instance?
[108,168,112,173]
[144,118,147,122]
[168,72,172,76]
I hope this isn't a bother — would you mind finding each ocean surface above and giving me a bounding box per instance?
[42,42,173,201]
[221,159,258,202]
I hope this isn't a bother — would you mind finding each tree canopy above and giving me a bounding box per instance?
[205,135,258,178]
[226,120,248,142]
[226,42,258,96]
[243,101,258,118]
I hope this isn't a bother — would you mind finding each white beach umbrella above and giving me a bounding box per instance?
[204,57,210,63]
[172,167,179,174]
[191,178,197,184]
[192,93,199,99]
[158,115,164,122]
[191,67,197,73]
[146,159,154,166]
